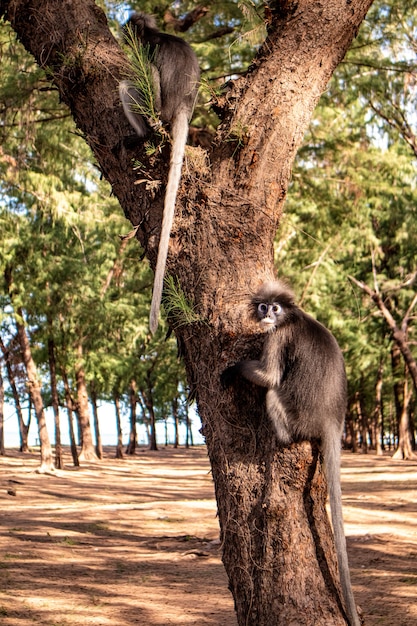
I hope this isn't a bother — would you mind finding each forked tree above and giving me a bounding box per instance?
[0,1,374,623]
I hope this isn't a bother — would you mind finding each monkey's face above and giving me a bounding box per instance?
[257,302,282,332]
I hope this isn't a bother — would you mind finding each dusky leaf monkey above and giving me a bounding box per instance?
[221,280,360,626]
[119,13,200,334]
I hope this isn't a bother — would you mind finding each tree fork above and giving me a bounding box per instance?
[0,0,374,622]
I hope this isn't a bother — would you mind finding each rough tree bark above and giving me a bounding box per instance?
[0,0,374,623]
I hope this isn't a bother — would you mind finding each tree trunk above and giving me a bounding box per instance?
[392,370,416,460]
[185,406,190,449]
[75,343,97,461]
[141,378,158,452]
[61,367,79,466]
[15,310,54,473]
[113,393,124,459]
[1,0,375,622]
[373,359,384,456]
[172,395,179,448]
[90,386,103,459]
[48,337,62,469]
[0,335,29,451]
[355,391,368,454]
[0,366,5,455]
[126,379,138,455]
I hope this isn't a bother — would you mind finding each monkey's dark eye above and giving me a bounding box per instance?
[258,303,268,314]
[272,304,282,314]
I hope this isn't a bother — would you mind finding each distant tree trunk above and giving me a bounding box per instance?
[90,386,103,459]
[410,405,416,451]
[373,359,384,455]
[345,394,360,453]
[0,335,29,451]
[126,379,138,455]
[355,391,368,453]
[113,393,124,459]
[141,379,157,451]
[48,337,62,469]
[185,406,190,449]
[0,366,5,455]
[163,418,168,446]
[392,369,416,460]
[172,395,179,448]
[61,368,79,466]
[390,344,416,459]
[75,343,97,461]
[15,309,54,473]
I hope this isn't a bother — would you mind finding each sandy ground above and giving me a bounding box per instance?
[0,446,416,626]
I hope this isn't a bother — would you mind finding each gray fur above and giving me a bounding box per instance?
[222,280,360,626]
[119,13,200,333]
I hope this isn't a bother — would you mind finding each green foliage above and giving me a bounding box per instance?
[276,0,417,423]
[122,26,161,128]
[162,275,203,328]
[2,0,416,446]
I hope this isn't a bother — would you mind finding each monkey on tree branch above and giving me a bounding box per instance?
[119,12,200,334]
[0,1,375,624]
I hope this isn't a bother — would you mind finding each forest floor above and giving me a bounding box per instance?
[0,446,416,626]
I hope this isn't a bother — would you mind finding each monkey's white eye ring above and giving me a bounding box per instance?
[258,303,268,314]
[272,304,282,314]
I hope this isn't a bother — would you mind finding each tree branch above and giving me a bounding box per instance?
[349,275,417,392]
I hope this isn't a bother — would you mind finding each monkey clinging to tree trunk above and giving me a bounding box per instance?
[221,280,361,626]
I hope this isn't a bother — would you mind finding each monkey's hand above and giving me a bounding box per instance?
[220,365,239,388]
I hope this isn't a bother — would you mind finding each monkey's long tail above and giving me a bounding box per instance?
[323,434,361,626]
[149,108,189,334]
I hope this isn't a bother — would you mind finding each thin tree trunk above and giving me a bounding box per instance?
[344,403,358,453]
[141,381,157,451]
[137,393,150,446]
[90,386,103,459]
[374,359,384,455]
[48,337,63,469]
[75,343,97,462]
[392,370,416,460]
[0,335,29,451]
[113,393,124,459]
[16,310,54,473]
[185,405,190,449]
[172,395,179,448]
[0,366,5,455]
[61,368,79,466]
[392,344,403,452]
[126,379,138,455]
[355,391,368,454]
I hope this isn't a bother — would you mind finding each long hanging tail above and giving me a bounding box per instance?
[323,434,360,626]
[149,109,189,334]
